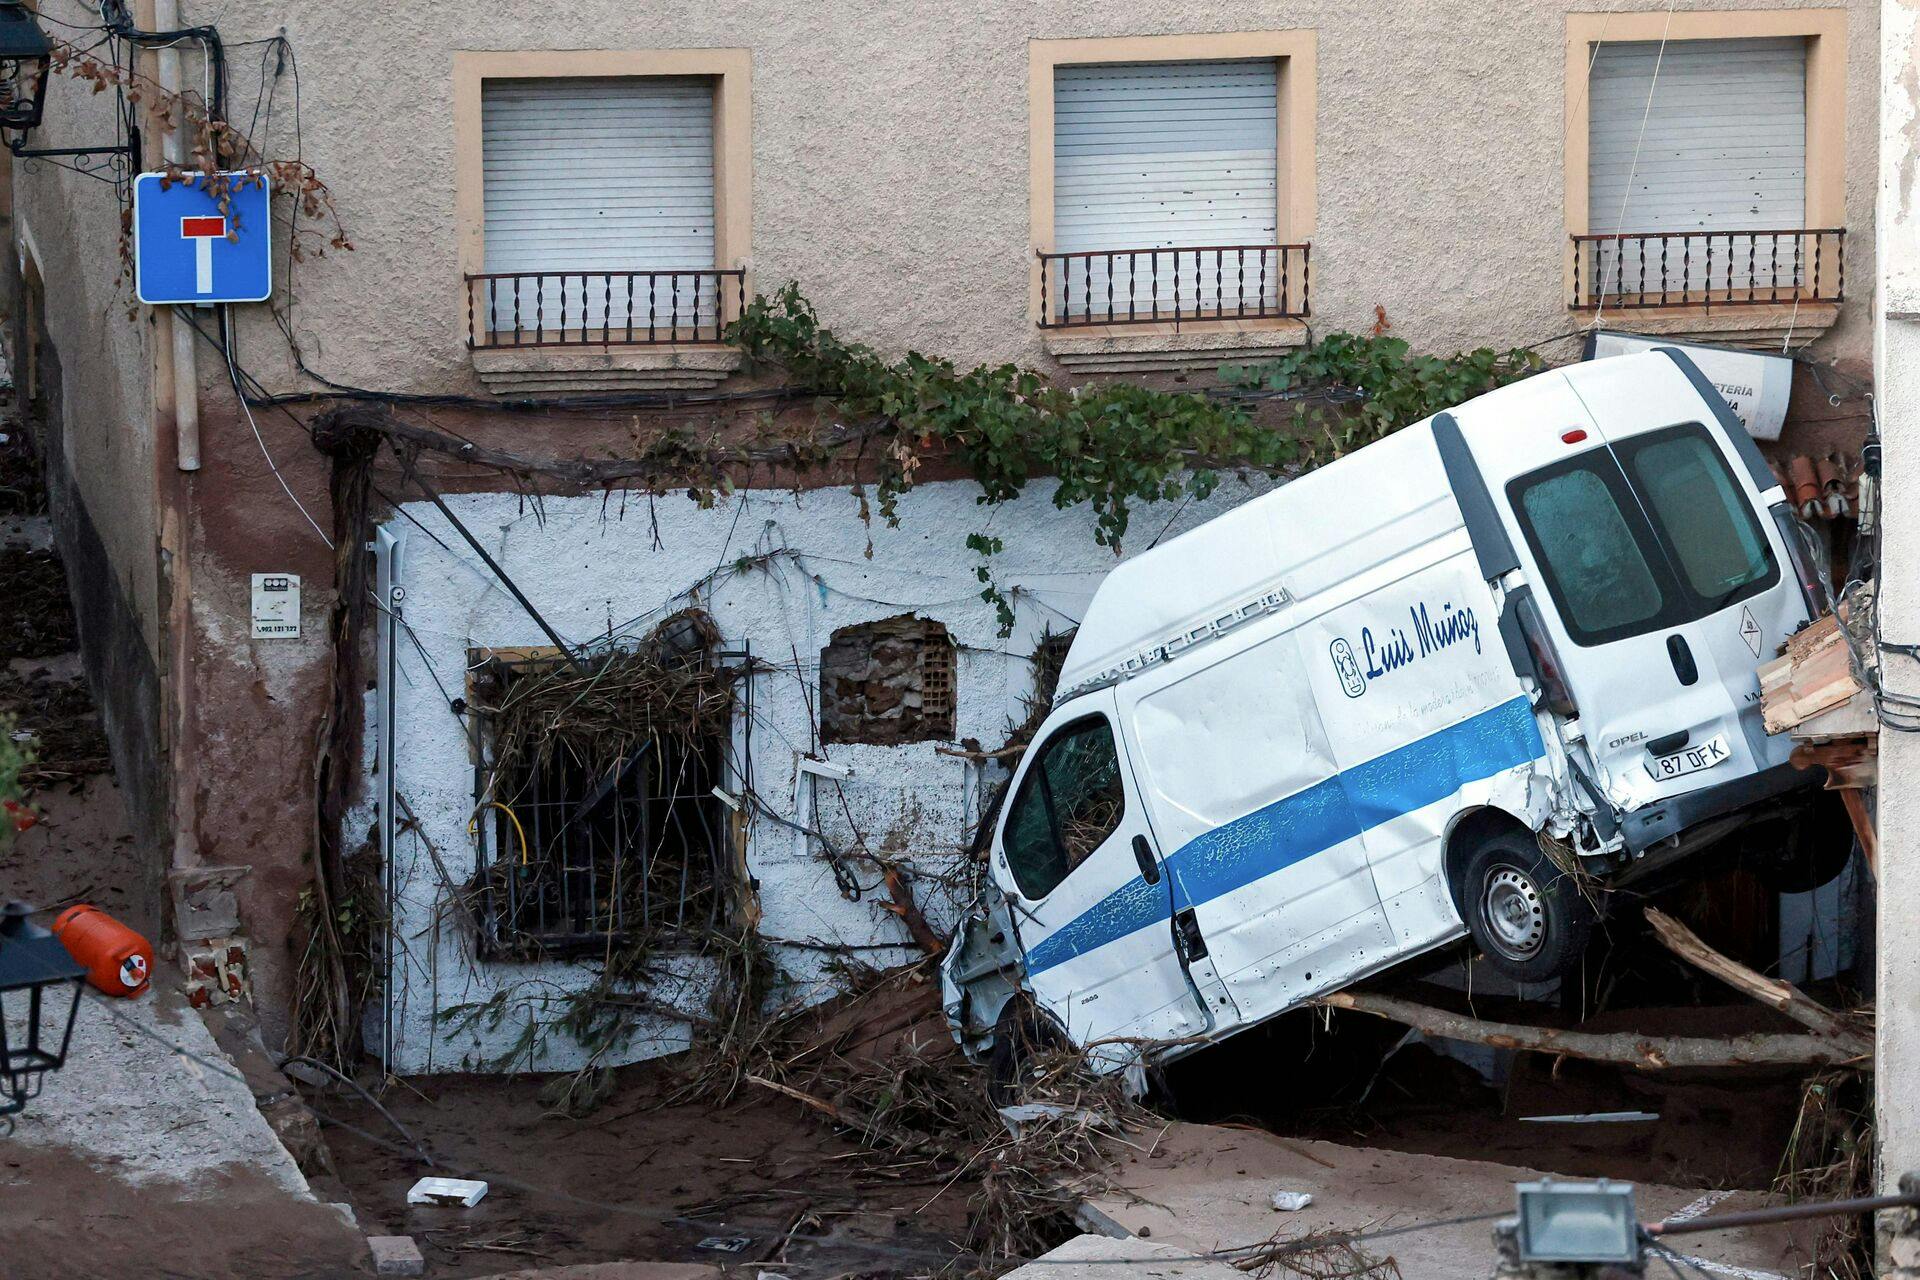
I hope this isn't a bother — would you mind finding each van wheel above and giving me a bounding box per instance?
[1462,832,1597,984]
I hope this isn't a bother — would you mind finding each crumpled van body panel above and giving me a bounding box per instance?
[944,351,1815,1069]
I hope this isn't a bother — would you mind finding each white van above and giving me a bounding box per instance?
[942,349,1828,1070]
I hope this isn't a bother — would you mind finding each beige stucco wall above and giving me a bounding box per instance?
[149,0,1879,401]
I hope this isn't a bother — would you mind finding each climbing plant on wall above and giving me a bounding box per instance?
[726,286,1545,630]
[1222,332,1544,462]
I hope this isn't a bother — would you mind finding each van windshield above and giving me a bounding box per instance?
[1507,423,1778,647]
[1002,716,1127,901]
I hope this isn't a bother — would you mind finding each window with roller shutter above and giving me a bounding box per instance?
[1573,35,1842,311]
[473,76,727,344]
[1041,58,1308,328]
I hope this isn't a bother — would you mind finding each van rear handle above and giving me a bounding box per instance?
[1131,834,1162,885]
[1667,634,1699,686]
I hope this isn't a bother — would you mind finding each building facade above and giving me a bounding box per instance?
[3,0,1880,1066]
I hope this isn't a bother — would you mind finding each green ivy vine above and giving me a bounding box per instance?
[727,285,1545,632]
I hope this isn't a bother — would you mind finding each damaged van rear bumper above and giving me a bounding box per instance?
[1617,760,1824,855]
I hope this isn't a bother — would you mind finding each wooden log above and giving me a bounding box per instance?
[1643,907,1872,1058]
[1315,990,1867,1070]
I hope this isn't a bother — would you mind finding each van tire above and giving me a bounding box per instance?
[1462,832,1597,984]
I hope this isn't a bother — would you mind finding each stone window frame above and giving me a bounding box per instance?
[450,49,753,386]
[1026,31,1318,363]
[1562,9,1848,334]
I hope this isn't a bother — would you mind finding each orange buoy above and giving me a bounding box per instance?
[52,904,152,997]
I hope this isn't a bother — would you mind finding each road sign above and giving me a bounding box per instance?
[132,171,273,305]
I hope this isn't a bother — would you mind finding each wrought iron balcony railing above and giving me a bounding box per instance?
[1570,229,1844,311]
[466,268,748,348]
[1038,244,1311,329]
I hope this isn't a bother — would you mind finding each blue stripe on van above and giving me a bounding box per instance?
[1023,695,1546,976]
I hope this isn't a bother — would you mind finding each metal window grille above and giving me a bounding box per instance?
[1037,245,1310,328]
[473,672,729,959]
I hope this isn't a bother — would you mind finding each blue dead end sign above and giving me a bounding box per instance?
[132,171,273,305]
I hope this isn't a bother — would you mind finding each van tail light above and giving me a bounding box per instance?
[1510,590,1579,719]
[1769,501,1829,616]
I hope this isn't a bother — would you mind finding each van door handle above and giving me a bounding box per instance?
[1131,834,1161,885]
[1667,634,1699,686]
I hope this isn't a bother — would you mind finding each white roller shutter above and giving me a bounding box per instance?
[1053,60,1279,316]
[1588,38,1805,235]
[480,77,717,334]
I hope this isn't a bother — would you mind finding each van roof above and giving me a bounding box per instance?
[1052,353,1696,701]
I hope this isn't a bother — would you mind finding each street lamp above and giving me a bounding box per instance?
[0,901,85,1118]
[0,2,48,133]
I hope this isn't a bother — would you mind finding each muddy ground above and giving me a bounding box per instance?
[319,1066,976,1278]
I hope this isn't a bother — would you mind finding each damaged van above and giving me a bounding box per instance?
[943,349,1828,1071]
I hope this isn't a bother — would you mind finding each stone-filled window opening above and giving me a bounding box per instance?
[466,615,733,958]
[819,615,958,745]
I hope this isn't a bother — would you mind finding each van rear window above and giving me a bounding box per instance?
[1515,468,1664,640]
[1507,423,1777,647]
[1620,430,1774,606]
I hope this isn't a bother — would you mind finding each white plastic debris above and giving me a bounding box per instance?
[1269,1190,1314,1212]
[407,1176,488,1207]
[997,1102,1109,1138]
[697,1236,753,1253]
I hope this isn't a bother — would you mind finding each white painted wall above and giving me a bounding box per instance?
[378,475,1268,1073]
[1875,0,1920,1197]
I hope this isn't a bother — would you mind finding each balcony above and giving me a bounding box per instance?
[1039,244,1310,329]
[1569,229,1844,338]
[1036,244,1311,375]
[463,268,749,393]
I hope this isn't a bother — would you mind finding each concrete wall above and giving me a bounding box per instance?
[380,476,1265,1072]
[6,29,171,876]
[1875,0,1920,1197]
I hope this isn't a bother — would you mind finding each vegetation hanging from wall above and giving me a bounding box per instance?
[45,37,352,269]
[727,286,1544,628]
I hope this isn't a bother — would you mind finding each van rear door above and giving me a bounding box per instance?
[1502,418,1802,831]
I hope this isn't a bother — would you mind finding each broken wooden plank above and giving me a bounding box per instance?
[1759,615,1863,734]
[1642,907,1872,1058]
[1315,990,1867,1069]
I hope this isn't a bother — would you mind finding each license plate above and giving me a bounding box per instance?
[1646,734,1731,781]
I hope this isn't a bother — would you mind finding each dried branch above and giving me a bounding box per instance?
[1317,990,1867,1069]
[1643,906,1873,1058]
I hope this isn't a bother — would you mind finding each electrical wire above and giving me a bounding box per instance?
[1592,0,1679,328]
[222,311,333,548]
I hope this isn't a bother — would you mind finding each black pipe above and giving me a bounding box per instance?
[396,454,584,671]
[1648,1191,1920,1237]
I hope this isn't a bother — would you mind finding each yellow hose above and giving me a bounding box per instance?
[469,801,531,866]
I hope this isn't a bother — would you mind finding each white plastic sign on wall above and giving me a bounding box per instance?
[250,573,300,638]
[1583,331,1794,441]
